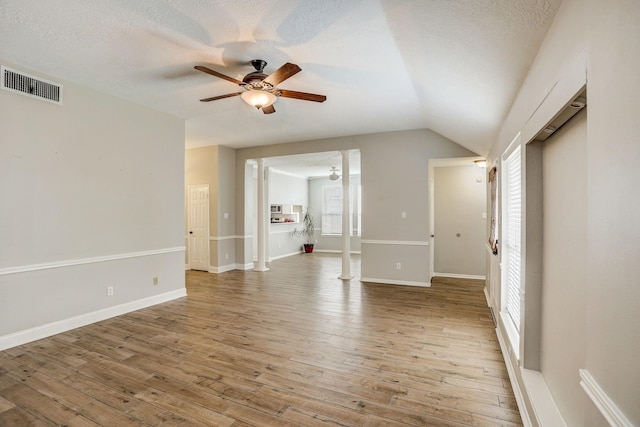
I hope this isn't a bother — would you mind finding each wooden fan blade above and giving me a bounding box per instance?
[278,90,327,103]
[262,105,276,114]
[199,92,243,102]
[194,66,243,85]
[263,63,301,86]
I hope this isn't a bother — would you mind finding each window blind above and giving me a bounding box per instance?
[321,185,360,235]
[504,145,522,332]
[322,185,344,234]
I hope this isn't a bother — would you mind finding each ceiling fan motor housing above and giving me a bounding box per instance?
[250,59,267,72]
[242,60,274,90]
[242,71,269,85]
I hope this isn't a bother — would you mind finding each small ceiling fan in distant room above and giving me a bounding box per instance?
[329,167,340,181]
[194,59,327,114]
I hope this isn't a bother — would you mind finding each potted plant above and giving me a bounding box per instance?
[291,209,317,253]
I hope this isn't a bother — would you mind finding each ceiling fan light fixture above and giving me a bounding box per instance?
[240,90,277,109]
[329,167,340,180]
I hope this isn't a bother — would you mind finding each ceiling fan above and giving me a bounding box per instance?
[194,59,327,114]
[329,167,340,181]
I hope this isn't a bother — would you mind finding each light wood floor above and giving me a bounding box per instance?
[0,253,521,426]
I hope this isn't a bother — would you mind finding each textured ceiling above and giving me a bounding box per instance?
[0,0,562,156]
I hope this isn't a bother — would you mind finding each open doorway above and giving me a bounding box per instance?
[245,151,362,275]
[429,158,487,281]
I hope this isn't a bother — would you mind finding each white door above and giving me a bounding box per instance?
[188,185,210,271]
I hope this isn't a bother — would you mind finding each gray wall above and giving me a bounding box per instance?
[185,145,217,269]
[361,132,475,285]
[485,0,640,424]
[541,110,587,426]
[235,129,476,286]
[433,165,486,277]
[217,146,236,268]
[0,60,186,345]
[185,145,237,271]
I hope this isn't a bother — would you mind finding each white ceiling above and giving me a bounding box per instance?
[1,0,562,157]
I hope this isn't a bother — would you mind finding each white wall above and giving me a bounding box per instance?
[269,169,308,206]
[486,0,640,424]
[268,169,308,259]
[0,61,186,348]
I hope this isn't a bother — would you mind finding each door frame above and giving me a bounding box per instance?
[428,157,485,282]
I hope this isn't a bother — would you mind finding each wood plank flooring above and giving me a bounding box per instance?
[0,253,521,426]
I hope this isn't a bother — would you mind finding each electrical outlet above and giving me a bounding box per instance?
[396,263,401,270]
[153,277,159,286]
[107,286,114,296]
[225,253,229,260]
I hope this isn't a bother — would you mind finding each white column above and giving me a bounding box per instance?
[255,158,269,272]
[339,150,353,280]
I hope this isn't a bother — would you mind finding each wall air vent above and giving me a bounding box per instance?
[1,65,63,105]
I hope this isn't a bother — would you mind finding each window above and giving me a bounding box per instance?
[321,185,361,236]
[502,142,522,353]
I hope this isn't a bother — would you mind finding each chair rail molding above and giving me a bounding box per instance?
[0,247,186,276]
[580,369,633,427]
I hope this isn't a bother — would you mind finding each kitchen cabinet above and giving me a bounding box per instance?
[270,204,302,223]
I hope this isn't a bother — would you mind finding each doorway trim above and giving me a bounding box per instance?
[428,156,486,283]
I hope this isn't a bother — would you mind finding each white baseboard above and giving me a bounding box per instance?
[360,239,429,246]
[496,322,568,427]
[205,263,255,273]
[433,272,486,280]
[580,369,633,427]
[209,264,235,274]
[522,369,566,427]
[0,288,187,351]
[360,277,430,287]
[269,251,303,261]
[313,249,362,254]
[496,325,532,427]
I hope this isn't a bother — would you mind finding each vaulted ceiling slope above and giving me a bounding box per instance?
[0,0,562,155]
